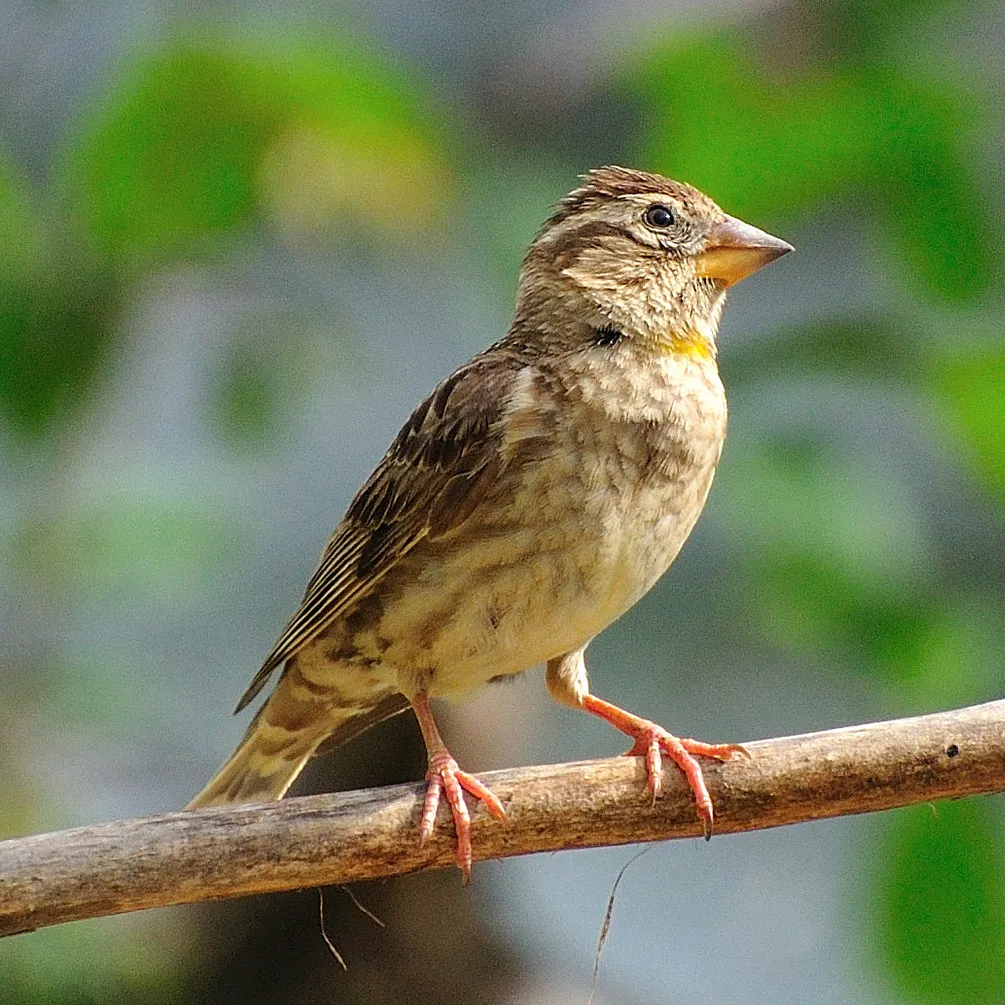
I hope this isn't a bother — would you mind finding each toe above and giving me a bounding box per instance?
[419,773,444,843]
[421,755,505,881]
[679,738,750,761]
[441,778,473,881]
[645,738,663,801]
[456,770,507,821]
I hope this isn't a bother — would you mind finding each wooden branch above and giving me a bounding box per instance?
[2,700,1005,938]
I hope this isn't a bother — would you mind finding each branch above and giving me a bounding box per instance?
[3,700,1005,937]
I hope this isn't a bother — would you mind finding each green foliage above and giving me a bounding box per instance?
[623,27,997,301]
[717,420,950,690]
[721,318,922,389]
[0,155,45,285]
[719,317,1005,709]
[928,345,1005,503]
[874,800,1005,1003]
[4,916,184,1005]
[18,497,238,600]
[71,46,269,259]
[207,311,361,448]
[655,14,1005,997]
[0,34,452,444]
[0,261,117,439]
[211,340,280,448]
[0,155,117,438]
[64,37,451,264]
[817,0,961,61]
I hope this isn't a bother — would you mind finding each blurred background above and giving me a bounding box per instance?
[2,0,1004,1002]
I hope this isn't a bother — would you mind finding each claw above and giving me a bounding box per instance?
[583,693,744,837]
[623,726,735,835]
[411,693,506,881]
[421,751,506,882]
[701,811,712,842]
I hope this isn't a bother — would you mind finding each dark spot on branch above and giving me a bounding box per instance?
[946,743,960,757]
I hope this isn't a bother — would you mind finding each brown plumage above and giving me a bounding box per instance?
[188,166,791,878]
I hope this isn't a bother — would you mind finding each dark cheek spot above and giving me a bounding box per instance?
[946,743,960,758]
[593,325,623,347]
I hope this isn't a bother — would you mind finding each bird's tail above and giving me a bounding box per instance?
[187,667,413,809]
[186,673,337,809]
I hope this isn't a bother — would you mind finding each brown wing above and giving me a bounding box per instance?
[234,350,526,713]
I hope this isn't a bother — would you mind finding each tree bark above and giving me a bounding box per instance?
[2,700,1004,938]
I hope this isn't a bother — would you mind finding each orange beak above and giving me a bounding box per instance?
[695,215,793,286]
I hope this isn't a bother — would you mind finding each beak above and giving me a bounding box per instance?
[695,215,793,286]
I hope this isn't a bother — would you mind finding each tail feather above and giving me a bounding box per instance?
[187,669,375,809]
[186,701,331,808]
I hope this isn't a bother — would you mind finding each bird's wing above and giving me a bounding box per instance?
[235,351,527,713]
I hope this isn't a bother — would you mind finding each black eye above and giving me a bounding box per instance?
[644,204,675,229]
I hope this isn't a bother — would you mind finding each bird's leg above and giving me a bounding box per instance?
[410,692,506,882]
[546,650,747,839]
[580,693,748,838]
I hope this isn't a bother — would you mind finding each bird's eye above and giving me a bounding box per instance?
[644,204,676,229]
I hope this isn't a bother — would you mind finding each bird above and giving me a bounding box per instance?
[187,166,792,880]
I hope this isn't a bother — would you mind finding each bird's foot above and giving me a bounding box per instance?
[623,726,748,837]
[581,694,747,839]
[420,751,506,883]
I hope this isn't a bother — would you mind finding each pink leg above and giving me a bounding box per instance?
[581,693,748,838]
[411,693,506,882]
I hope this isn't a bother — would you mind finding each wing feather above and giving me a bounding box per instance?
[234,351,528,713]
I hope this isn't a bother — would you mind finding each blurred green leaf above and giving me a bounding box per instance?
[0,267,117,439]
[0,154,45,285]
[0,155,118,440]
[624,34,884,220]
[720,318,917,384]
[70,46,268,261]
[750,547,934,666]
[210,340,281,448]
[623,30,997,301]
[870,74,996,301]
[818,0,966,62]
[625,35,858,221]
[878,594,1005,706]
[4,914,184,1005]
[928,346,1005,502]
[718,428,932,599]
[64,38,452,264]
[19,498,238,600]
[722,411,1004,703]
[207,311,360,450]
[874,800,1005,1003]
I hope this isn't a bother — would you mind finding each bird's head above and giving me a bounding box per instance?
[517,166,792,356]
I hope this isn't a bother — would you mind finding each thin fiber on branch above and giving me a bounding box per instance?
[2,700,1004,938]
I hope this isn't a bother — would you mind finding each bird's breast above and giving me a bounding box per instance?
[564,348,727,611]
[367,350,726,697]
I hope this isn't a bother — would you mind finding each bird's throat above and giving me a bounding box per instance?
[650,326,717,361]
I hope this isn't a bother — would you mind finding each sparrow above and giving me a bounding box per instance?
[188,166,792,879]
